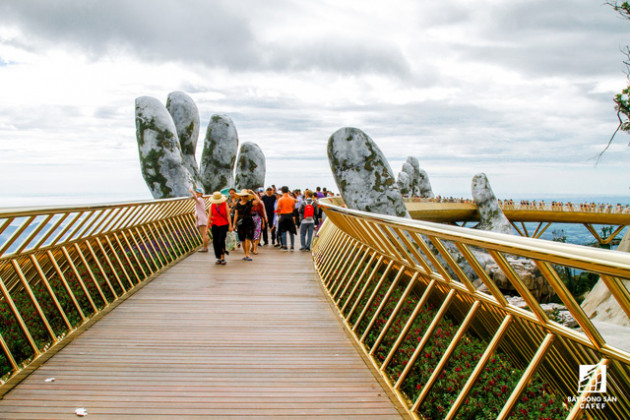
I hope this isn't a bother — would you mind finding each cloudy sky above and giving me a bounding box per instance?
[1,0,629,206]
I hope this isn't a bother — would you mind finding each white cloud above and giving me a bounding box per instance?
[0,0,629,207]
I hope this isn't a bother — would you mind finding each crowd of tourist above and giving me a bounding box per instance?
[190,186,335,265]
[408,195,630,214]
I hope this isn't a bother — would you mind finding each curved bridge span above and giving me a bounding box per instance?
[0,197,628,419]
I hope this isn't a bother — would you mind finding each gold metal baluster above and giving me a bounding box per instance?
[370,272,419,355]
[497,333,555,419]
[60,246,98,313]
[74,243,111,304]
[392,227,434,276]
[347,258,389,321]
[134,226,161,270]
[139,225,167,268]
[341,254,380,314]
[47,250,86,322]
[445,314,513,419]
[328,240,361,293]
[163,217,188,255]
[412,301,481,411]
[0,332,18,372]
[360,266,405,344]
[128,229,156,273]
[487,250,549,325]
[154,220,177,262]
[352,261,394,331]
[536,261,606,349]
[454,242,508,305]
[0,216,36,257]
[394,289,456,389]
[320,233,351,286]
[429,237,476,292]
[14,214,54,254]
[114,231,146,280]
[11,260,57,343]
[409,232,453,283]
[102,236,134,289]
[168,216,193,253]
[334,248,370,303]
[32,213,69,250]
[0,274,40,355]
[30,255,72,330]
[93,239,127,294]
[49,212,84,247]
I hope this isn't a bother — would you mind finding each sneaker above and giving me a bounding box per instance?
[290,245,294,250]
[274,244,281,248]
[280,246,288,250]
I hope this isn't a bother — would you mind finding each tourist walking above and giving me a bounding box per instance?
[232,189,261,261]
[277,186,297,250]
[208,191,233,265]
[189,187,209,253]
[261,187,277,246]
[251,192,267,255]
[299,189,318,251]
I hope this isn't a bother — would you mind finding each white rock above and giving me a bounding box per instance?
[200,114,239,192]
[166,91,201,185]
[471,173,511,234]
[328,128,409,218]
[135,96,193,198]
[235,142,266,190]
[397,171,411,196]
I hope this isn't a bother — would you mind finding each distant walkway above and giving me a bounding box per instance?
[0,247,402,419]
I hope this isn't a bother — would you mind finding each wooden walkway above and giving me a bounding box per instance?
[0,246,403,419]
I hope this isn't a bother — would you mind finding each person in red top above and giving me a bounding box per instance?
[276,186,297,250]
[208,191,233,265]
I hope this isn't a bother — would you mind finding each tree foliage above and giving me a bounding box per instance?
[599,2,630,162]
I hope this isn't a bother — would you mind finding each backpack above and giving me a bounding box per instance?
[304,201,315,219]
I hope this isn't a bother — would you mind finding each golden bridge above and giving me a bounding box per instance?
[0,197,628,419]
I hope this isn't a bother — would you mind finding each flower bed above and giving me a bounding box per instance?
[339,266,567,419]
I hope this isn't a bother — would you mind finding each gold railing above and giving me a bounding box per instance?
[0,197,205,395]
[313,197,630,420]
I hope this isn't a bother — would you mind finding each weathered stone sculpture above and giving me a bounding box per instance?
[135,96,193,198]
[328,127,409,218]
[403,157,434,198]
[235,142,266,190]
[200,114,239,192]
[166,91,201,183]
[472,173,511,234]
[417,168,435,199]
[397,171,411,196]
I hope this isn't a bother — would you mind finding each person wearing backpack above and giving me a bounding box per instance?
[298,189,318,251]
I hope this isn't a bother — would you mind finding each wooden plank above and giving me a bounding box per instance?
[0,247,404,418]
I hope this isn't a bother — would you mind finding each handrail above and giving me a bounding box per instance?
[313,197,630,419]
[0,196,205,395]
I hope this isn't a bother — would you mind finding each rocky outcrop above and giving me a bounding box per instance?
[505,296,578,328]
[472,173,511,234]
[483,259,555,300]
[328,128,409,218]
[235,142,266,190]
[200,114,239,192]
[581,277,630,327]
[401,157,434,198]
[417,168,434,199]
[135,96,193,198]
[166,91,201,184]
[397,171,411,196]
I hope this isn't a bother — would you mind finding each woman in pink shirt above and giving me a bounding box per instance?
[189,187,209,252]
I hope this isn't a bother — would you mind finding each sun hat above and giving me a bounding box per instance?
[235,189,253,197]
[208,191,227,203]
